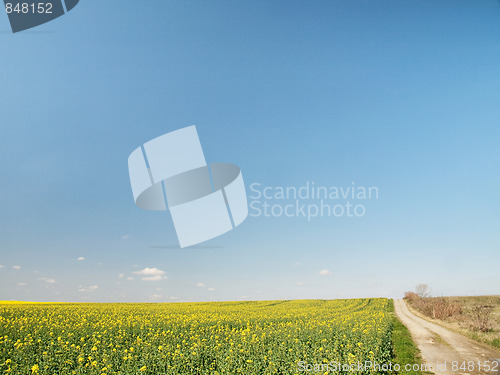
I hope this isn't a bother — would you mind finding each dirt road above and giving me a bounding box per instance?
[394,299,500,375]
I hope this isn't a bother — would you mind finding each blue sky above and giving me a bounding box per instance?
[1,0,499,302]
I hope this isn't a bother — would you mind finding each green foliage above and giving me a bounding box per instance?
[390,300,429,375]
[1,299,397,374]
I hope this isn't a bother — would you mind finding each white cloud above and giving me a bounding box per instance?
[127,277,134,281]
[196,282,206,288]
[208,287,215,291]
[170,296,178,300]
[319,269,331,276]
[121,234,131,240]
[296,281,304,286]
[12,265,21,270]
[118,273,124,279]
[17,282,28,287]
[77,257,85,261]
[38,277,56,284]
[78,285,98,293]
[150,294,162,299]
[141,275,165,281]
[293,262,301,266]
[133,267,167,281]
[0,265,5,269]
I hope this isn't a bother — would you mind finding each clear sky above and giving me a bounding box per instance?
[1,0,499,302]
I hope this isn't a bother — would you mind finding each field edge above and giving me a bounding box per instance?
[389,299,432,375]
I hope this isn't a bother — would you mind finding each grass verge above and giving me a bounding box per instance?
[389,300,433,374]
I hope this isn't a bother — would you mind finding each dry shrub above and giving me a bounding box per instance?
[431,297,462,320]
[467,305,493,332]
[404,292,419,303]
[404,294,462,320]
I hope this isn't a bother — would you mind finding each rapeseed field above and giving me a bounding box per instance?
[0,299,393,374]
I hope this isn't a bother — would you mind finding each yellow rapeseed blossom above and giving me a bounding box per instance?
[0,299,392,374]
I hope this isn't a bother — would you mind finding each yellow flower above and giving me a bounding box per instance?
[31,364,39,373]
[139,366,147,372]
